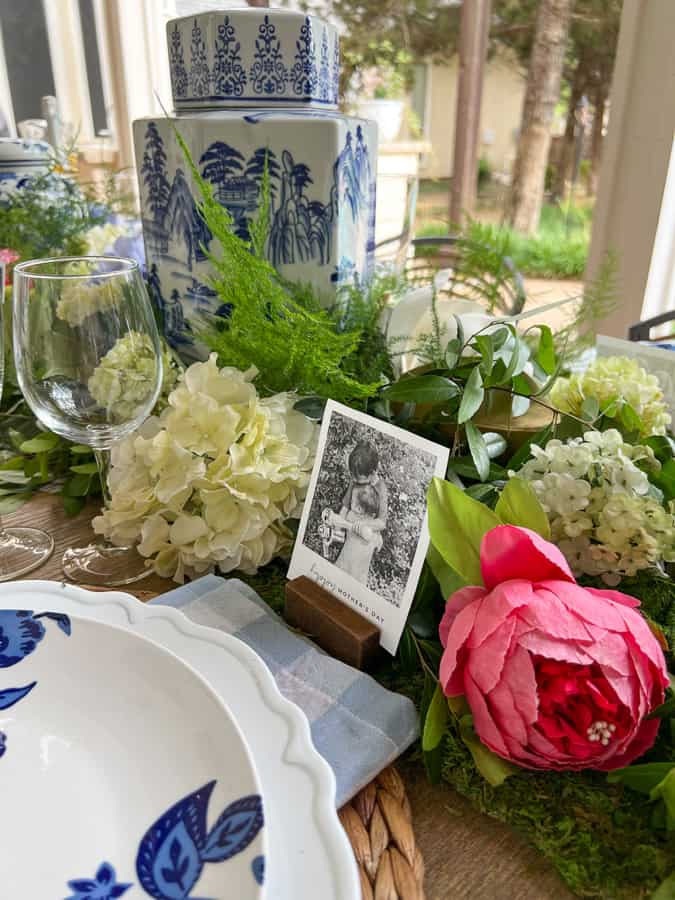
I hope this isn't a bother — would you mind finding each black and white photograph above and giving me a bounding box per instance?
[289,401,450,654]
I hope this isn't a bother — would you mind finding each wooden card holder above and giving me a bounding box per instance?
[285,576,381,670]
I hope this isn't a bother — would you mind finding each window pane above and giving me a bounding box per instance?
[0,0,55,125]
[78,0,108,135]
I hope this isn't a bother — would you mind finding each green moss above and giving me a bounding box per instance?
[441,730,675,898]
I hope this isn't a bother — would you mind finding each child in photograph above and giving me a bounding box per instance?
[321,440,388,584]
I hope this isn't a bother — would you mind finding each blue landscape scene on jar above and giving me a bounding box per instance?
[139,118,375,355]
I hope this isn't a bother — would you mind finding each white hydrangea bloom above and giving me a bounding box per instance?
[84,222,128,257]
[56,279,121,327]
[93,354,319,583]
[88,333,177,422]
[513,429,675,583]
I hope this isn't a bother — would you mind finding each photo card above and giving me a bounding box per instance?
[289,400,450,654]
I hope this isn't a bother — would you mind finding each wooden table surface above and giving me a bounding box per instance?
[5,493,574,900]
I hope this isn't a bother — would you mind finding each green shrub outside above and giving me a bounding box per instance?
[416,201,591,279]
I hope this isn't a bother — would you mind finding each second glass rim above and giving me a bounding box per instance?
[13,255,139,281]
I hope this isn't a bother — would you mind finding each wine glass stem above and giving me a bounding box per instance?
[93,448,112,509]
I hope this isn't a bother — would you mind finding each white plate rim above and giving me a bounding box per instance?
[0,580,359,900]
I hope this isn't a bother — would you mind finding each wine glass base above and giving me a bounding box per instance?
[0,527,55,581]
[62,543,152,587]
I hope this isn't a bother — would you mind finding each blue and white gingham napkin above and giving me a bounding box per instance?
[151,574,419,807]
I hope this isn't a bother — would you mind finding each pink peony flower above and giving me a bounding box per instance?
[439,525,668,771]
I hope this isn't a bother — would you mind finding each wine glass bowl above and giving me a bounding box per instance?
[13,257,162,449]
[12,256,163,585]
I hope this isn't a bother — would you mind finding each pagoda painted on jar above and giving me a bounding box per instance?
[133,7,378,359]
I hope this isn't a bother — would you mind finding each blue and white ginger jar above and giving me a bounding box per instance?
[133,8,378,360]
[0,138,52,203]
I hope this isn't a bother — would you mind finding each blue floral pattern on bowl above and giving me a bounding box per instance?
[65,782,264,899]
[0,610,71,759]
[65,862,131,900]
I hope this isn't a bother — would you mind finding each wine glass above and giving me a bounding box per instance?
[13,256,163,586]
[0,267,54,580]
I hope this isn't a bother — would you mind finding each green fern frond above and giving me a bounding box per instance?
[172,126,382,403]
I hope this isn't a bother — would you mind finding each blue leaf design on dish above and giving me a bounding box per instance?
[0,610,46,667]
[0,681,36,710]
[136,781,214,899]
[251,855,265,886]
[0,731,6,758]
[65,861,132,899]
[0,611,70,761]
[201,795,264,863]
[0,609,71,667]
[35,610,72,636]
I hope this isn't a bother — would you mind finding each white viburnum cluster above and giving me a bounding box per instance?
[93,355,318,582]
[88,333,178,421]
[550,356,671,437]
[513,429,675,585]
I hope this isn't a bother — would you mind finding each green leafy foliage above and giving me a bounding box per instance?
[422,683,449,752]
[0,388,100,516]
[380,374,460,405]
[0,166,109,261]
[427,477,501,586]
[379,307,559,480]
[495,477,551,539]
[464,422,490,482]
[458,715,516,786]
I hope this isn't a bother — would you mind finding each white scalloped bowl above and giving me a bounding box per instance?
[0,611,265,899]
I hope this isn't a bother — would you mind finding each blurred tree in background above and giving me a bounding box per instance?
[296,0,622,234]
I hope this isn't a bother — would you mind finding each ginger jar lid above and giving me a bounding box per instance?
[0,138,51,169]
[167,7,340,111]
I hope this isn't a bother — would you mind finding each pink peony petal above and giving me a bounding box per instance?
[439,603,478,696]
[526,725,569,764]
[500,645,539,725]
[439,586,486,648]
[584,631,632,676]
[616,606,669,680]
[585,586,640,609]
[502,733,546,768]
[519,587,595,642]
[542,581,627,632]
[466,580,531,649]
[625,636,662,706]
[488,680,529,746]
[467,617,517,694]
[464,671,510,758]
[602,670,636,712]
[480,525,575,591]
[596,718,661,771]
[519,630,595,666]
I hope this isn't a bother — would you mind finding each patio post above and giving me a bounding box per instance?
[449,0,491,226]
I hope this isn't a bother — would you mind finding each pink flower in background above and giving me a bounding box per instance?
[0,249,19,285]
[439,525,668,771]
